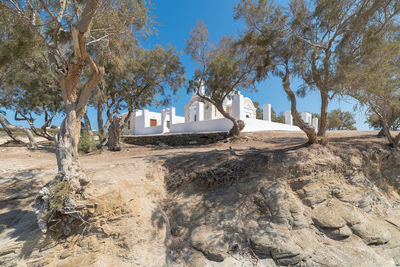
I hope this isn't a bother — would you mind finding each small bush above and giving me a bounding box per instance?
[78,131,98,154]
[50,181,71,212]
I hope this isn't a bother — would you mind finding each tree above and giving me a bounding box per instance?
[0,3,59,147]
[108,46,185,150]
[2,0,151,233]
[0,114,38,149]
[235,0,319,144]
[337,32,400,147]
[327,109,356,130]
[366,112,400,137]
[185,21,257,136]
[290,0,399,137]
[0,46,62,141]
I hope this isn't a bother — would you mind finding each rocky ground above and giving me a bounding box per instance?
[0,131,400,266]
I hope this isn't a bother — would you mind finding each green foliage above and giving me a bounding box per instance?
[1,0,155,138]
[337,28,400,135]
[95,43,185,134]
[186,20,257,111]
[49,181,71,212]
[78,131,98,154]
[366,113,400,131]
[328,109,356,130]
[234,0,400,136]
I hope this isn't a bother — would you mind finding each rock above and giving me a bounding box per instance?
[255,182,308,229]
[189,140,198,145]
[250,227,305,266]
[329,225,353,239]
[312,199,393,245]
[187,251,211,267]
[190,226,228,262]
[312,206,347,229]
[351,219,391,245]
[297,182,328,207]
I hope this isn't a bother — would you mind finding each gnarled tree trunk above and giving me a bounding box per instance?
[108,115,121,151]
[0,114,38,149]
[282,64,317,144]
[214,102,241,137]
[35,0,104,234]
[382,120,400,149]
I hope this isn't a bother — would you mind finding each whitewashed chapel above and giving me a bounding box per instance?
[121,91,318,135]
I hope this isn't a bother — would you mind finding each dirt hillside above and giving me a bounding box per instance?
[1,131,400,266]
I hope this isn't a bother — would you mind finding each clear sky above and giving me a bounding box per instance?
[4,0,369,130]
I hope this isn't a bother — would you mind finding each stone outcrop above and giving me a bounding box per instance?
[163,144,400,266]
[190,226,229,261]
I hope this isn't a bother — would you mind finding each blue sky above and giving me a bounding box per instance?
[4,0,369,130]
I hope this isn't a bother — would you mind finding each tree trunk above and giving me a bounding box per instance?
[377,128,386,137]
[108,116,121,151]
[83,112,93,139]
[214,103,241,137]
[36,108,90,234]
[97,102,104,139]
[382,120,400,149]
[35,0,103,234]
[0,114,38,149]
[83,113,92,132]
[318,90,329,137]
[282,65,317,144]
[15,111,54,141]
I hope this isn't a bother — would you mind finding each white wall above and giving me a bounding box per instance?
[135,125,163,135]
[175,116,185,124]
[242,118,301,132]
[123,114,301,136]
[170,118,233,133]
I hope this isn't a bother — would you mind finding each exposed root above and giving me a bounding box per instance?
[34,172,91,236]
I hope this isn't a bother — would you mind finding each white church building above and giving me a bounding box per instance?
[121,92,318,136]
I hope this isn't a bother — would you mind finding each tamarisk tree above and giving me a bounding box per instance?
[338,34,400,147]
[185,21,257,136]
[94,45,185,150]
[290,0,399,137]
[235,0,399,141]
[235,0,319,144]
[2,0,151,233]
[0,48,62,141]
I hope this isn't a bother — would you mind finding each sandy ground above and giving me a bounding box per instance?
[0,130,397,266]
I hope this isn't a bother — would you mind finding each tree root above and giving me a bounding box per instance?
[34,172,91,236]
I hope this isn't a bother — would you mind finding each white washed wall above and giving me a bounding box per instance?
[124,117,301,136]
[242,118,301,132]
[135,125,163,135]
[170,118,233,133]
[175,116,185,124]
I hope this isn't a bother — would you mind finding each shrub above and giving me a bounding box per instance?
[78,131,98,154]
